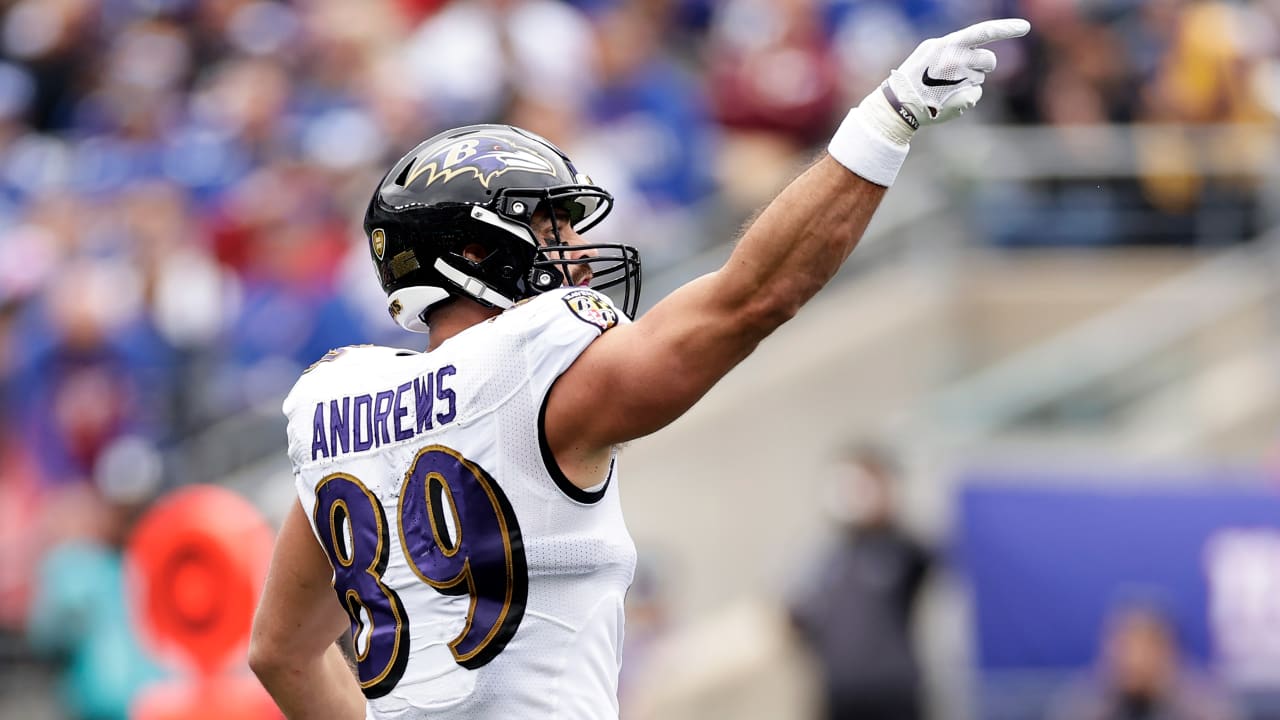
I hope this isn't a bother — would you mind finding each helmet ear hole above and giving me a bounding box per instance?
[461,243,493,263]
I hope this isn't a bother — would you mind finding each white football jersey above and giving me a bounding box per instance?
[282,287,637,719]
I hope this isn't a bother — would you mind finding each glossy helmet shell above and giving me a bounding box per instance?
[363,124,641,333]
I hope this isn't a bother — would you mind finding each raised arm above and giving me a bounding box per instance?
[546,19,1030,485]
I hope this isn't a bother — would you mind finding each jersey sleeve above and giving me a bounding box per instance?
[281,369,317,476]
[504,288,630,504]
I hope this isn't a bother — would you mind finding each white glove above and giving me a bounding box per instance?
[864,18,1031,143]
[828,18,1030,186]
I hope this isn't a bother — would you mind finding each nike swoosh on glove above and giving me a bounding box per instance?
[875,18,1031,143]
[827,17,1030,187]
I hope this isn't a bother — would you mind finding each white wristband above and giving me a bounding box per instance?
[827,104,911,187]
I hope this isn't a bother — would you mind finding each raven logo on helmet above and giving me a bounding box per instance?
[402,135,558,190]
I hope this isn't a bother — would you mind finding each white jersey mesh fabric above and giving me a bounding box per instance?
[282,287,637,719]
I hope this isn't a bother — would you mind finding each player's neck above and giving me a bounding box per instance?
[426,299,502,351]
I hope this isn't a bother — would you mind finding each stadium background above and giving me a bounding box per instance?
[1,0,1278,718]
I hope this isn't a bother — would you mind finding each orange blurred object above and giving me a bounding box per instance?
[131,674,281,720]
[127,484,273,674]
[126,484,279,719]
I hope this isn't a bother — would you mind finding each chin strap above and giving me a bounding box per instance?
[434,258,515,310]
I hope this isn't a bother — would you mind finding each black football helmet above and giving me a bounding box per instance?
[363,124,642,333]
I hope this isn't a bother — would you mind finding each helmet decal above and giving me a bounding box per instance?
[390,250,420,279]
[403,135,558,190]
[371,228,386,261]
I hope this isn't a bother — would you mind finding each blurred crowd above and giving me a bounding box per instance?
[980,0,1280,245]
[0,1,1276,718]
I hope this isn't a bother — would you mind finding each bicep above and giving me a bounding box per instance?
[550,157,887,452]
[550,271,768,449]
[252,499,349,658]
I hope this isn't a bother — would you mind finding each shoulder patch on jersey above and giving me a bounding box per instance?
[561,289,619,331]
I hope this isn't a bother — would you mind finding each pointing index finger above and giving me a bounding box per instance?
[948,18,1031,47]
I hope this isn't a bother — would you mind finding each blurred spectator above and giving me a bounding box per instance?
[708,0,837,212]
[1046,602,1243,720]
[788,444,933,720]
[10,255,166,487]
[709,0,840,147]
[979,0,1279,246]
[1133,0,1275,242]
[582,1,719,263]
[403,0,597,128]
[2,0,98,133]
[0,336,42,628]
[27,474,167,720]
[507,0,719,265]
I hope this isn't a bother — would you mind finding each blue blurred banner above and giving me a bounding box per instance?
[957,475,1280,686]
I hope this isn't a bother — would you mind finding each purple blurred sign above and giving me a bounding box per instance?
[957,475,1280,687]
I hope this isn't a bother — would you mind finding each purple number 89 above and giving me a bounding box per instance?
[313,445,527,698]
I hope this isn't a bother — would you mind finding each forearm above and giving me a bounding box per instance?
[252,500,367,720]
[719,16,1030,330]
[254,642,365,720]
[725,154,888,326]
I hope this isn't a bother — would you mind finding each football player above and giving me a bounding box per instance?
[250,18,1030,720]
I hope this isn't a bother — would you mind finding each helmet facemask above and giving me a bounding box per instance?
[488,187,642,318]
